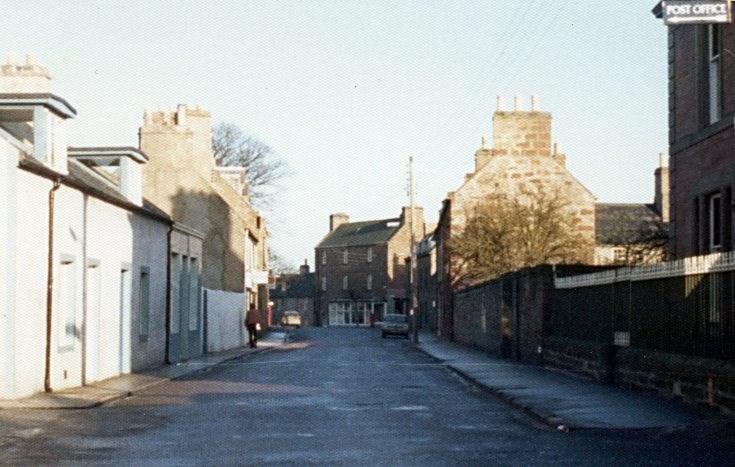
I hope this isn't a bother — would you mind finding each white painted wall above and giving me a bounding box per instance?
[13,171,54,397]
[4,165,170,398]
[205,288,246,352]
[0,137,20,399]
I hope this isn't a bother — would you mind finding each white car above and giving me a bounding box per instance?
[280,310,302,328]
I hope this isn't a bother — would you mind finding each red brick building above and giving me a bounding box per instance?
[315,208,425,326]
[653,5,735,257]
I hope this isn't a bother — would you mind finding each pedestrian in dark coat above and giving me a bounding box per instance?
[245,304,261,348]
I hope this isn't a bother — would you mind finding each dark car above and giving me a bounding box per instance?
[380,313,409,338]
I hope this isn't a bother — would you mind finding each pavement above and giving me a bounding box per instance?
[0,328,712,433]
[0,332,287,410]
[415,331,705,431]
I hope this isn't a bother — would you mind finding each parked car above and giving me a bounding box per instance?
[380,313,409,338]
[280,310,302,328]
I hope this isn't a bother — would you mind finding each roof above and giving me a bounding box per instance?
[0,93,77,118]
[270,272,316,298]
[595,203,664,245]
[18,155,170,223]
[316,218,402,249]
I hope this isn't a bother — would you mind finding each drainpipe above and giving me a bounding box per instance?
[45,179,61,393]
[165,225,173,364]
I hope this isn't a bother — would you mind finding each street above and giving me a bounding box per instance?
[1,327,734,466]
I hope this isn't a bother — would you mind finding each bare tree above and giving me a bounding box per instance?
[448,184,590,286]
[212,122,290,210]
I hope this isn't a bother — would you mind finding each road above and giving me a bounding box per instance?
[1,327,734,465]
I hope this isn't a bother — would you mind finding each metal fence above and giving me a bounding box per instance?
[553,252,735,361]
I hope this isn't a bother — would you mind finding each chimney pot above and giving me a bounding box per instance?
[496,96,504,111]
[514,95,521,111]
[531,95,539,111]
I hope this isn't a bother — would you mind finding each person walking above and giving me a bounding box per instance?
[245,304,261,348]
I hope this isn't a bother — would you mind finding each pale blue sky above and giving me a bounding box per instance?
[3,1,668,269]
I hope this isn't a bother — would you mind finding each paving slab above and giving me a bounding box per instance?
[415,332,699,431]
[0,332,286,410]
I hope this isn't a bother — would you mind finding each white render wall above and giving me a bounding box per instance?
[0,137,20,399]
[205,288,246,352]
[3,166,170,399]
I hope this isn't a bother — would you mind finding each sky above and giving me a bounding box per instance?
[3,1,669,270]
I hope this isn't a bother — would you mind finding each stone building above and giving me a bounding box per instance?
[595,154,669,265]
[139,105,270,356]
[315,208,426,326]
[652,5,735,258]
[434,97,596,338]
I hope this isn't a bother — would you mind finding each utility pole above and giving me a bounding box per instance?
[408,156,419,344]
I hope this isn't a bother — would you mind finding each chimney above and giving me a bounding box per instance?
[330,213,349,232]
[300,260,310,275]
[0,54,75,173]
[0,52,52,93]
[654,153,670,223]
[552,142,566,167]
[492,96,552,157]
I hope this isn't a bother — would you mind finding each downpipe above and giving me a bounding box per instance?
[45,178,61,393]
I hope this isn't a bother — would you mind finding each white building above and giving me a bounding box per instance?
[0,56,175,399]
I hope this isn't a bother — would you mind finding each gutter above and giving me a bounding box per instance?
[44,178,61,392]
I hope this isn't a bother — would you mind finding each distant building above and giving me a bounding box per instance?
[652,5,734,258]
[270,261,316,327]
[315,208,426,326]
[595,154,669,265]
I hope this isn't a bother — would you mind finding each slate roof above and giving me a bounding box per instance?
[18,154,170,222]
[316,218,401,248]
[595,203,664,245]
[270,272,316,299]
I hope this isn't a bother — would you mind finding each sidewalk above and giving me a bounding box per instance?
[0,332,286,410]
[415,332,701,431]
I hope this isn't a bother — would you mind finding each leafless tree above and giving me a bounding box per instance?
[212,122,291,210]
[448,184,590,286]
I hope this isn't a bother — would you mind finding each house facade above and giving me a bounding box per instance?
[652,7,735,258]
[315,208,425,326]
[0,57,173,398]
[139,105,270,355]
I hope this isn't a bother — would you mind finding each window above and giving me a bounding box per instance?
[170,253,181,334]
[367,247,373,263]
[707,24,722,124]
[119,264,132,374]
[366,273,373,291]
[139,267,150,342]
[189,258,199,331]
[343,249,349,264]
[709,192,722,251]
[613,248,627,265]
[321,276,326,291]
[342,275,349,290]
[58,256,76,350]
[321,250,327,265]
